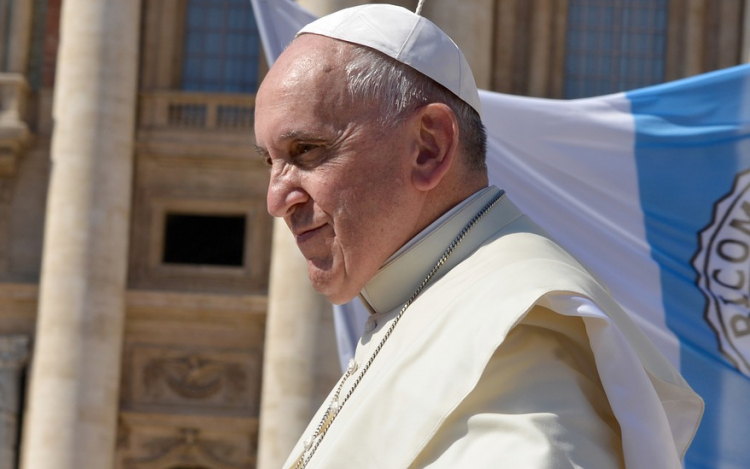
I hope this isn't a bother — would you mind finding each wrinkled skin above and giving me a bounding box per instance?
[254,35,428,304]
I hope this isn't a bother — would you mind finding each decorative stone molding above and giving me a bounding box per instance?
[139,91,255,131]
[0,73,32,176]
[135,91,258,160]
[126,345,261,416]
[124,428,251,469]
[143,355,246,401]
[127,194,272,294]
[117,412,257,469]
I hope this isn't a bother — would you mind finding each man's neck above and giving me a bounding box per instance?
[359,186,508,315]
[385,187,489,264]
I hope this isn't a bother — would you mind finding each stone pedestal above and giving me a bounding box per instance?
[18,1,141,469]
[256,219,340,469]
[0,335,28,469]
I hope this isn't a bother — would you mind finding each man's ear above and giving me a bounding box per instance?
[411,103,459,192]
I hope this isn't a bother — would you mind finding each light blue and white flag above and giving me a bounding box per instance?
[250,1,750,467]
[482,71,750,469]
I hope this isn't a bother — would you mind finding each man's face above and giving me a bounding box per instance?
[254,35,422,304]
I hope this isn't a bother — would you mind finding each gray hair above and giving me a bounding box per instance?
[343,44,487,172]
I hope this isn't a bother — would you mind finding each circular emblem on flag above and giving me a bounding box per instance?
[694,170,750,376]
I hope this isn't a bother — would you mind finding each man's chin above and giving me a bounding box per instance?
[307,265,359,305]
[311,280,358,305]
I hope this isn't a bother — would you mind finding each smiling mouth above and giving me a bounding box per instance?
[294,225,327,244]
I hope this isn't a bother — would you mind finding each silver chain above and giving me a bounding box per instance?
[292,191,503,469]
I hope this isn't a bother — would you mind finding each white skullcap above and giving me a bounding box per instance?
[297,3,481,115]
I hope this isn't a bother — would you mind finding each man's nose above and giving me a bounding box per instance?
[267,171,309,218]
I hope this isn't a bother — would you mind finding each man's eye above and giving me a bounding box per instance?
[291,144,328,169]
[296,144,317,155]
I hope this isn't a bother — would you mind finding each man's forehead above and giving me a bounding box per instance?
[261,35,347,93]
[255,40,353,151]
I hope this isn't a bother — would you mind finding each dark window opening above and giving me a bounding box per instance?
[163,213,246,267]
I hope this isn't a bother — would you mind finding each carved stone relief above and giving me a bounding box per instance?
[126,345,261,416]
[144,355,245,400]
[118,414,257,469]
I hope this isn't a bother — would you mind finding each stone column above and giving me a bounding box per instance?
[297,0,369,17]
[683,0,707,77]
[423,0,495,90]
[257,220,340,469]
[0,335,29,469]
[19,1,141,469]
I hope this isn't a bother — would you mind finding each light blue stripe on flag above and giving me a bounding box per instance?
[629,64,750,469]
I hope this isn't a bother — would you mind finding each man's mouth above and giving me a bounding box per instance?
[294,224,327,244]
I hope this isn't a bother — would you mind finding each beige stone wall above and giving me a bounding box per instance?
[116,290,267,469]
[128,136,272,294]
[116,1,278,466]
[0,0,278,467]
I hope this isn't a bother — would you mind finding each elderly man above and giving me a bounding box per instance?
[254,4,702,469]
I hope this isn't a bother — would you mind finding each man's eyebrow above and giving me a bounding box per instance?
[253,144,268,157]
[252,132,329,160]
[279,130,327,143]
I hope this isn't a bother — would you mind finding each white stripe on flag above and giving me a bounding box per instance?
[481,90,681,367]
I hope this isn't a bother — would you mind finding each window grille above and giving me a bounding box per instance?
[182,0,261,93]
[564,0,668,98]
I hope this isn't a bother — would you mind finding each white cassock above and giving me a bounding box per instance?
[284,186,703,469]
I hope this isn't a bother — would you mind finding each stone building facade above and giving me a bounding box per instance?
[0,0,747,468]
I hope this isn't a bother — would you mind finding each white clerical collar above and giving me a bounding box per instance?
[359,186,523,315]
